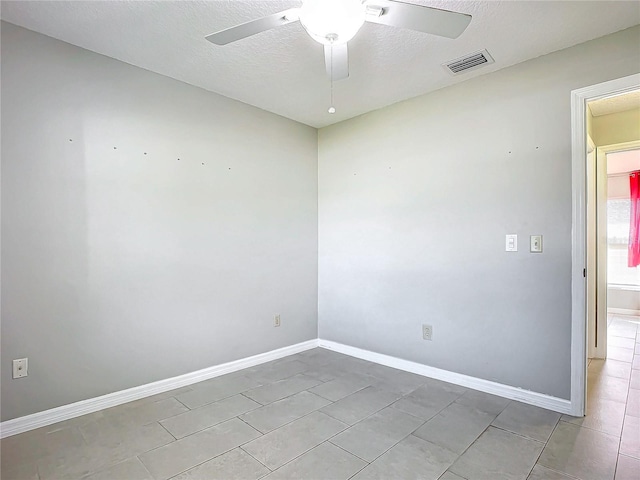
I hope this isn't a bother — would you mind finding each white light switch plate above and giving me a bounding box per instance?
[530,235,543,253]
[505,234,518,252]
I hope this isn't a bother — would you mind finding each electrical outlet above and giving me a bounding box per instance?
[422,324,433,341]
[274,314,281,327]
[13,358,28,379]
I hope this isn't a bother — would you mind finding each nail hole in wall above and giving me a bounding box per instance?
[113,147,117,150]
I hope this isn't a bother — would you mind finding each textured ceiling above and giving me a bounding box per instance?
[1,1,639,128]
[589,89,640,117]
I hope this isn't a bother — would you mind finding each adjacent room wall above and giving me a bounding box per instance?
[593,108,640,313]
[318,26,640,400]
[1,22,319,421]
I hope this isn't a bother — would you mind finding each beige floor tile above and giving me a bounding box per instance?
[527,464,578,479]
[1,426,86,468]
[37,423,173,480]
[263,442,367,480]
[80,398,188,441]
[171,448,269,480]
[242,374,321,405]
[589,359,632,380]
[538,421,618,480]
[454,390,511,416]
[139,418,260,480]
[83,457,153,480]
[366,366,427,395]
[615,454,640,480]
[609,323,638,339]
[308,374,372,402]
[588,374,630,404]
[449,426,544,480]
[609,336,637,349]
[160,394,260,438]
[0,461,39,480]
[439,472,467,480]
[239,391,331,433]
[320,386,402,425]
[80,419,175,450]
[390,382,466,421]
[175,373,263,409]
[330,407,424,462]
[413,403,495,455]
[561,396,626,436]
[609,346,636,363]
[243,358,311,383]
[626,388,640,418]
[493,401,561,442]
[242,411,347,470]
[620,415,640,459]
[352,435,457,480]
[631,369,640,390]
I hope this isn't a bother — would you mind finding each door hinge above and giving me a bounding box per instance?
[583,268,586,278]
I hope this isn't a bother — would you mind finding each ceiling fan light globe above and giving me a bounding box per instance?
[299,0,366,45]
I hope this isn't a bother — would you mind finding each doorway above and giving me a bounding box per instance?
[570,74,640,417]
[587,139,640,362]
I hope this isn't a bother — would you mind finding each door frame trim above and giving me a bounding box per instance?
[570,73,640,417]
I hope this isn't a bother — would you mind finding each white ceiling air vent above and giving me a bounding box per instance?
[443,49,494,75]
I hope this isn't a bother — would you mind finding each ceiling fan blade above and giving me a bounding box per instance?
[324,43,349,81]
[365,1,471,39]
[206,8,300,45]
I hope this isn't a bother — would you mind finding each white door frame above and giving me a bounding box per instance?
[570,73,640,417]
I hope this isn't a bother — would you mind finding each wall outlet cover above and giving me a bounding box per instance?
[13,358,28,379]
[422,324,433,341]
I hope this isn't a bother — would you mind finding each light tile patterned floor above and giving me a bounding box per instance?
[2,315,639,480]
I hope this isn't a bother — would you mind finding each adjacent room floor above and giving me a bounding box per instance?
[2,317,639,480]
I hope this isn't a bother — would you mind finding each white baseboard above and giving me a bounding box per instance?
[318,339,572,415]
[608,308,640,316]
[0,339,319,439]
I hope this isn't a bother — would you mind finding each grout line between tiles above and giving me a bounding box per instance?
[156,421,178,442]
[172,396,190,411]
[238,445,274,474]
[524,414,561,479]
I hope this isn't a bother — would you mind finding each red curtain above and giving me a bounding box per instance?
[629,171,640,267]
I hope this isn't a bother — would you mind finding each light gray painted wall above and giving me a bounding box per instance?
[1,23,318,421]
[318,26,640,400]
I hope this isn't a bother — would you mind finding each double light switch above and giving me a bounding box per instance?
[505,234,543,253]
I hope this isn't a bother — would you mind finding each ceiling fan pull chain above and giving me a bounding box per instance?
[328,38,336,114]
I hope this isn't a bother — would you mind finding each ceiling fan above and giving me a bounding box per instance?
[205,0,472,83]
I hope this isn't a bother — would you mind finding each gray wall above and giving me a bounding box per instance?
[318,26,640,400]
[1,23,318,421]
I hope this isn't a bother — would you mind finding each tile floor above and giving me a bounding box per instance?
[1,316,639,480]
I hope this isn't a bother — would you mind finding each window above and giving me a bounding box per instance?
[608,198,640,286]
